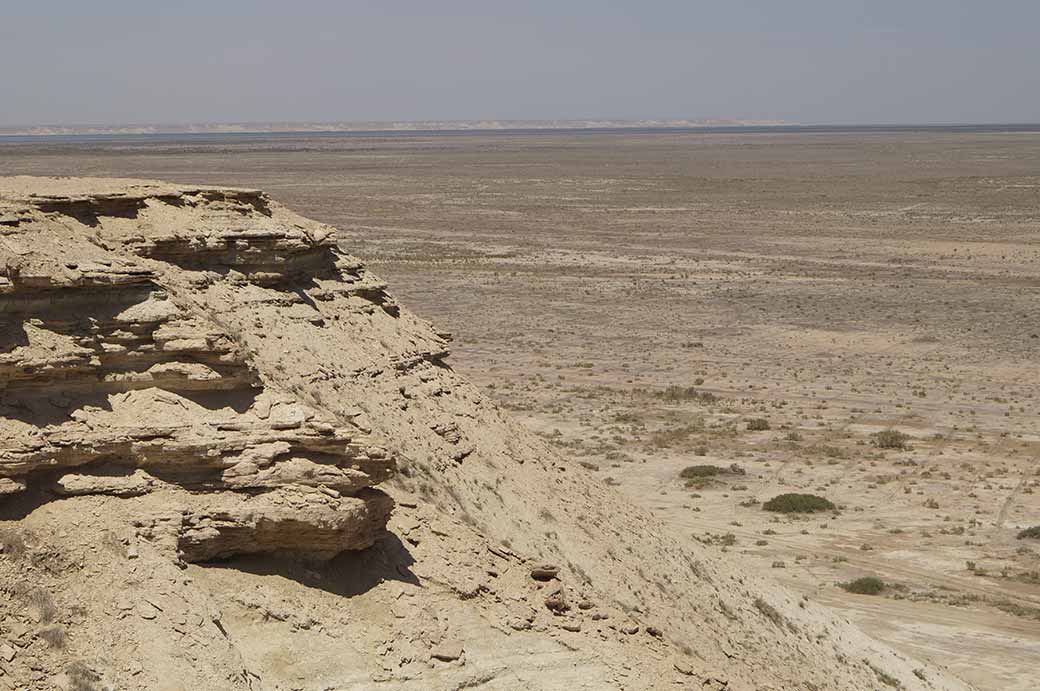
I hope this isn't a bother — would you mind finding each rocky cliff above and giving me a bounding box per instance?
[0,178,398,563]
[0,177,971,690]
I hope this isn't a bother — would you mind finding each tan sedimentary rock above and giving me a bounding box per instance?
[0,177,400,561]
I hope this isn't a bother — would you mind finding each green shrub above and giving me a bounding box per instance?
[762,493,835,514]
[872,429,911,450]
[840,576,885,595]
[1018,525,1040,540]
[680,465,726,479]
[746,418,771,431]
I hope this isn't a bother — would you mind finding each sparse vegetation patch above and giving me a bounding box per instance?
[763,493,835,513]
[1017,525,1040,540]
[648,421,704,448]
[872,429,911,450]
[866,661,902,688]
[655,386,718,404]
[840,576,886,595]
[680,464,726,478]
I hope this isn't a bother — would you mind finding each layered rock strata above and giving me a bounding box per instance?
[0,177,411,561]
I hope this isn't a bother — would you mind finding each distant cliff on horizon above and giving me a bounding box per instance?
[0,118,790,136]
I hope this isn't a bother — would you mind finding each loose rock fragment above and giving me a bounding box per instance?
[0,642,16,663]
[530,564,560,582]
[431,641,464,662]
[545,589,570,614]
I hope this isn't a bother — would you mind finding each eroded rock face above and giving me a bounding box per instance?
[0,177,409,561]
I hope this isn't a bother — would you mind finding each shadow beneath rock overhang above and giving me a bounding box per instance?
[0,475,62,521]
[176,387,261,415]
[36,197,146,229]
[0,322,28,353]
[0,390,116,427]
[199,531,420,597]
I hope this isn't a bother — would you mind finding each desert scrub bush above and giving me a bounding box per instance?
[753,597,796,632]
[680,463,745,488]
[649,423,702,448]
[655,386,718,404]
[1017,525,1040,540]
[763,493,835,513]
[680,464,726,479]
[840,576,886,595]
[38,626,67,649]
[809,444,848,460]
[67,662,101,691]
[13,584,58,623]
[746,418,771,431]
[0,528,27,560]
[872,428,911,450]
[994,600,1040,621]
[696,532,737,547]
[753,597,783,626]
[866,661,902,688]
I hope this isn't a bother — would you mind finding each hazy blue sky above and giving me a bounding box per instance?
[3,0,1038,126]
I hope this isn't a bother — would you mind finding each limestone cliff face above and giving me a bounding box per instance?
[0,178,971,691]
[0,178,408,560]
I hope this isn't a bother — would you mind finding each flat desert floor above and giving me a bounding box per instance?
[3,129,1039,689]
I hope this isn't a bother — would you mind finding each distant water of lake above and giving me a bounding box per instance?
[2,123,1040,144]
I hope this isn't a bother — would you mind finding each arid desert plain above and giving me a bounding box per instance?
[2,127,1038,689]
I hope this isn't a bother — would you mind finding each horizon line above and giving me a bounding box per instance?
[3,119,1040,139]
